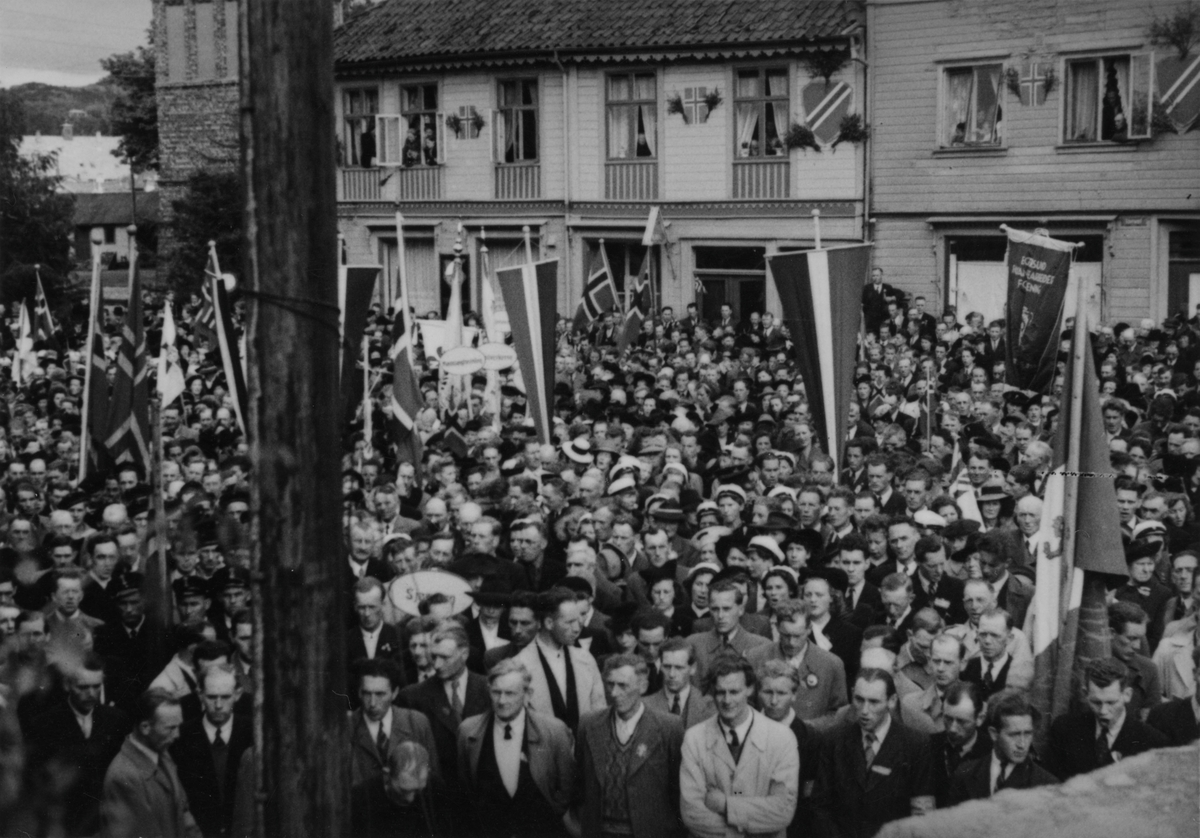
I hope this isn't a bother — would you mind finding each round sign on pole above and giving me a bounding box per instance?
[480,342,518,371]
[387,570,474,616]
[440,346,485,375]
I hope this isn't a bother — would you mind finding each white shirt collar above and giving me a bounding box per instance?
[1097,710,1126,747]
[719,708,754,746]
[203,716,235,744]
[366,707,393,741]
[362,623,383,639]
[778,708,796,728]
[614,701,645,743]
[867,712,892,749]
[495,709,525,740]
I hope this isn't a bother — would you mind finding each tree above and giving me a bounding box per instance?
[0,90,76,278]
[101,41,158,172]
[164,169,243,294]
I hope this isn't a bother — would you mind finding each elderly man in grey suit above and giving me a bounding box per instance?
[686,581,770,685]
[101,688,202,838]
[575,653,685,838]
[457,659,576,838]
[746,599,847,725]
[680,653,798,838]
[514,588,606,729]
[645,637,717,728]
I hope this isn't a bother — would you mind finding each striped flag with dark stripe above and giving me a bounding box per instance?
[80,250,112,481]
[766,244,872,468]
[196,248,219,342]
[572,246,618,332]
[104,253,150,469]
[617,250,652,354]
[496,259,558,444]
[211,262,248,434]
[388,302,423,474]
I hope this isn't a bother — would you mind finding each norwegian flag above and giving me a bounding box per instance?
[388,301,424,475]
[32,268,57,346]
[572,245,618,332]
[104,251,150,470]
[617,250,653,354]
[196,247,219,342]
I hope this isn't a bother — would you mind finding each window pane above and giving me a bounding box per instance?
[522,80,537,105]
[1128,53,1152,137]
[736,70,760,98]
[972,66,1001,144]
[521,110,538,158]
[736,103,760,156]
[499,81,516,107]
[1100,56,1130,140]
[634,73,655,100]
[424,85,438,110]
[1067,60,1099,141]
[608,75,631,101]
[608,104,632,158]
[944,67,973,146]
[766,69,788,97]
[403,87,419,112]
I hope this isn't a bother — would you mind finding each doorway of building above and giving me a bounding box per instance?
[1166,228,1200,319]
[693,245,766,326]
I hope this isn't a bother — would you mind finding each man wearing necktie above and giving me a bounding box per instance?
[644,638,718,729]
[1046,657,1168,780]
[948,690,1057,802]
[680,654,798,838]
[171,663,253,838]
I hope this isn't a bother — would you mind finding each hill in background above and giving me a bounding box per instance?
[4,79,118,136]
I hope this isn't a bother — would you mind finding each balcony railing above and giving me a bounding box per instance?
[494,163,541,200]
[395,166,443,201]
[732,159,790,199]
[605,160,658,200]
[339,168,382,201]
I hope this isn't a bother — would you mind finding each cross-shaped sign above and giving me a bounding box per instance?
[1020,61,1049,106]
[682,87,710,124]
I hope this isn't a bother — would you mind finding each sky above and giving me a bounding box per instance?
[0,0,152,87]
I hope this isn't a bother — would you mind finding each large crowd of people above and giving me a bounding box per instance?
[1,265,1199,838]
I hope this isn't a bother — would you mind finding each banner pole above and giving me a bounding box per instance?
[812,209,822,250]
[523,225,534,263]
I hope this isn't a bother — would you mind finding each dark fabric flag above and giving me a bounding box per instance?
[104,253,150,470]
[387,302,423,477]
[617,251,652,354]
[767,244,872,468]
[80,254,112,481]
[211,271,248,434]
[33,270,58,349]
[1004,227,1073,392]
[572,247,618,333]
[197,249,220,343]
[339,265,381,422]
[497,259,558,444]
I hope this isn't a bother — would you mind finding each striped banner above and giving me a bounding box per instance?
[801,80,853,144]
[338,264,380,422]
[211,260,248,434]
[496,259,558,444]
[1158,53,1200,133]
[767,244,871,469]
[104,249,150,469]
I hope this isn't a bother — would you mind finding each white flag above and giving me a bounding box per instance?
[12,303,36,386]
[156,303,186,406]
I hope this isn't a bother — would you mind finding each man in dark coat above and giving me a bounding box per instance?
[171,663,253,838]
[862,268,899,335]
[1045,657,1168,780]
[1147,645,1200,746]
[949,689,1057,803]
[26,653,131,837]
[929,681,992,807]
[347,576,408,706]
[93,571,169,718]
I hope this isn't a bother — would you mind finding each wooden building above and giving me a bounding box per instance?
[868,0,1200,325]
[332,0,868,323]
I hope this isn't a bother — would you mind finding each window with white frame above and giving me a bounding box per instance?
[941,64,1004,147]
[496,79,539,163]
[734,67,789,158]
[400,83,441,166]
[342,87,379,167]
[1064,54,1153,143]
[607,72,657,159]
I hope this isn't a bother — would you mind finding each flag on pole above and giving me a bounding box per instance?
[496,258,558,444]
[209,248,248,434]
[390,212,423,476]
[157,302,186,407]
[1030,310,1126,728]
[767,244,872,469]
[617,251,652,354]
[197,247,220,343]
[80,250,110,481]
[33,269,57,346]
[104,252,150,469]
[11,303,35,386]
[572,245,618,332]
[642,205,667,247]
[1004,226,1073,391]
[338,264,381,422]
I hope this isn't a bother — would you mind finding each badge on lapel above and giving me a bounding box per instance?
[805,673,819,689]
[934,598,950,609]
[636,744,648,758]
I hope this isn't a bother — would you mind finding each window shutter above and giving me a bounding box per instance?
[376,114,403,166]
[491,109,500,162]
[436,111,446,163]
[1128,53,1154,139]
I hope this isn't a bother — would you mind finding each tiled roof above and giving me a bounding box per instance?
[73,192,160,227]
[335,0,855,67]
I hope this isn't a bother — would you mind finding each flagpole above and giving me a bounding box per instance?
[362,334,372,446]
[812,209,822,250]
[523,225,534,263]
[78,237,104,483]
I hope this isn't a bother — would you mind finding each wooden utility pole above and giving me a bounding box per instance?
[240,0,346,835]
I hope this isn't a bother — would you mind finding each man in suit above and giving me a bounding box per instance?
[1109,601,1163,720]
[948,689,1057,803]
[171,663,253,838]
[746,599,847,724]
[680,653,798,838]
[513,588,606,729]
[685,580,770,685]
[900,633,966,734]
[1147,644,1200,745]
[94,570,169,718]
[26,653,130,837]
[811,668,936,838]
[398,621,489,788]
[755,660,820,838]
[347,576,408,706]
[840,535,884,630]
[895,608,942,691]
[978,530,1034,629]
[911,537,968,626]
[862,268,899,335]
[645,637,717,728]
[80,533,122,627]
[348,659,441,838]
[929,680,992,806]
[100,688,202,838]
[345,520,395,621]
[457,658,576,838]
[962,608,1032,700]
[575,653,685,838]
[461,580,513,660]
[633,610,670,695]
[482,591,539,671]
[865,457,907,520]
[880,572,918,642]
[1045,657,1169,780]
[43,568,105,650]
